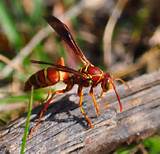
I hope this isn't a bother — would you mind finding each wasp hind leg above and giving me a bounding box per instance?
[29,83,74,138]
[28,94,54,138]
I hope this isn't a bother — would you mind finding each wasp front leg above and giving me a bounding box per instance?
[89,86,100,116]
[78,86,93,128]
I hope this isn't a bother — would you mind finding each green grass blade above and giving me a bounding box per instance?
[143,135,160,154]
[20,87,34,154]
[0,89,46,104]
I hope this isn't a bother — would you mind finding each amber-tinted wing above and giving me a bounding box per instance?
[31,60,85,77]
[45,15,91,65]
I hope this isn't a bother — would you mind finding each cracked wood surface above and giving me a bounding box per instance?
[0,70,160,154]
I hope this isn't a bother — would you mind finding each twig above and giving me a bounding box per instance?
[0,103,25,112]
[112,46,160,78]
[103,0,128,67]
[0,0,86,79]
[0,54,22,72]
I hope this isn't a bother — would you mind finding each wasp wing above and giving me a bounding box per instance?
[31,60,85,77]
[45,15,91,65]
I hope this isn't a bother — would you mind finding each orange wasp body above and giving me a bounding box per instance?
[25,16,124,131]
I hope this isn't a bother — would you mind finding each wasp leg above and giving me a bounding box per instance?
[56,57,65,66]
[78,86,93,128]
[29,82,74,138]
[99,90,104,98]
[28,94,54,138]
[89,87,100,116]
[40,88,52,104]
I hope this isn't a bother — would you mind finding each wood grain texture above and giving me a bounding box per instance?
[0,70,160,154]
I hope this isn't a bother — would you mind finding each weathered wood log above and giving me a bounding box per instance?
[0,70,160,154]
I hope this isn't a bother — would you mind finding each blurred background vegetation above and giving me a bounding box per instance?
[0,0,160,153]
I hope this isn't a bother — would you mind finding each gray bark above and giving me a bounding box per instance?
[0,70,160,154]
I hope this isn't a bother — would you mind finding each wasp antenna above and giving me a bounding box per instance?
[114,78,130,90]
[108,77,123,112]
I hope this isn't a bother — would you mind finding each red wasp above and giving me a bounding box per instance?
[24,16,126,133]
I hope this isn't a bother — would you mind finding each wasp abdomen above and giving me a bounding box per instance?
[24,67,61,91]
